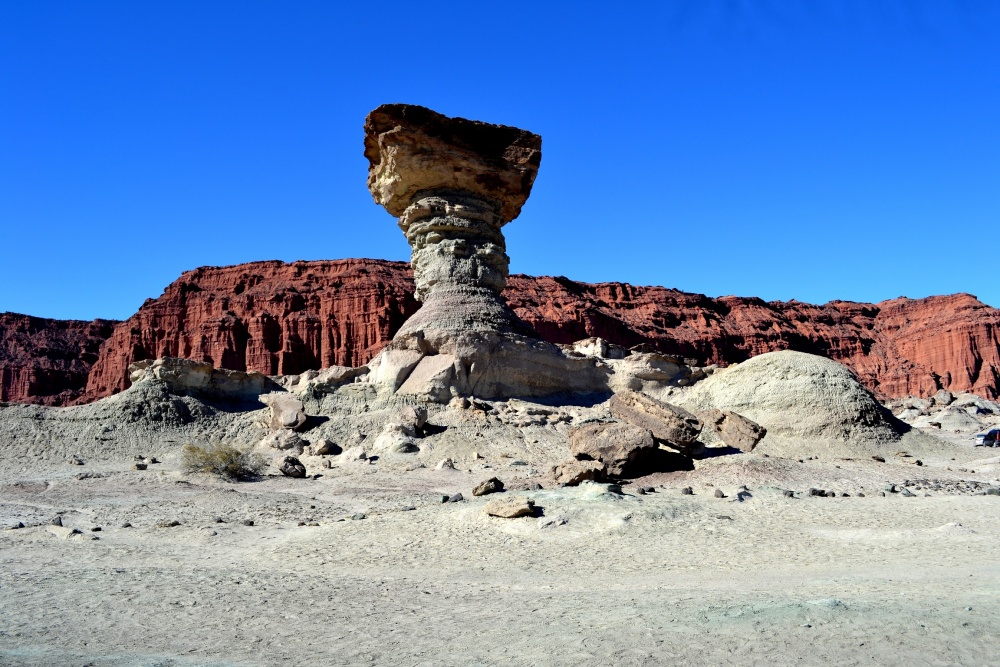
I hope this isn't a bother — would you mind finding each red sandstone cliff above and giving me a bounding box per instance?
[2,259,997,405]
[83,259,419,401]
[504,278,999,399]
[0,313,117,405]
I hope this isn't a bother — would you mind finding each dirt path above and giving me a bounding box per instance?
[3,469,999,666]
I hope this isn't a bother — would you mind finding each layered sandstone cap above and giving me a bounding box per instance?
[363,104,542,223]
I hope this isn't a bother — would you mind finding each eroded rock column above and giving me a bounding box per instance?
[363,104,610,401]
[364,104,540,339]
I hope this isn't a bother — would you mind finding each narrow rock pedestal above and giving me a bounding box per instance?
[363,104,609,401]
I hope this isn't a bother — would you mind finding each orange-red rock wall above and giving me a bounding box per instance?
[0,313,117,405]
[3,259,997,404]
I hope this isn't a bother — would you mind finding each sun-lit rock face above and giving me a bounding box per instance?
[363,103,541,224]
[363,104,609,400]
[364,104,541,338]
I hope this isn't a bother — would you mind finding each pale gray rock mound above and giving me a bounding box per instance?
[363,104,610,401]
[676,350,909,458]
[129,357,281,403]
[912,407,984,432]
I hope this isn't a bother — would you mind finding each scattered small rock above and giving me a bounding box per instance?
[484,497,536,518]
[783,490,795,498]
[872,455,885,463]
[529,483,543,491]
[312,439,340,456]
[351,513,366,520]
[436,458,456,470]
[447,493,464,503]
[90,526,102,532]
[714,489,726,499]
[67,455,84,465]
[121,522,132,528]
[241,519,254,526]
[50,516,63,527]
[472,477,504,496]
[681,486,694,495]
[157,520,181,528]
[641,486,655,494]
[537,515,568,529]
[278,456,307,478]
[47,525,81,539]
[341,446,368,463]
[133,463,148,471]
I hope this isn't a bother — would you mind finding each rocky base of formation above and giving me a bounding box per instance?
[2,259,998,406]
[4,347,996,499]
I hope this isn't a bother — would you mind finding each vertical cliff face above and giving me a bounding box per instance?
[2,259,997,405]
[504,278,999,400]
[847,294,1000,399]
[82,259,419,401]
[0,313,117,405]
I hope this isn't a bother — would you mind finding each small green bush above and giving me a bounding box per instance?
[181,443,265,481]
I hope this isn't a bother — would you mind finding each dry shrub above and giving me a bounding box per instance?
[181,443,265,481]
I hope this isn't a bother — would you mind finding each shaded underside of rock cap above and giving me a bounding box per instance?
[363,103,542,221]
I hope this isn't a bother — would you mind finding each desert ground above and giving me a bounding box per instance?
[3,365,1000,667]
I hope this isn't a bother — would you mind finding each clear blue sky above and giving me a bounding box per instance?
[2,1,998,321]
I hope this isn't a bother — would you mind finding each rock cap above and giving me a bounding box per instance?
[364,103,542,222]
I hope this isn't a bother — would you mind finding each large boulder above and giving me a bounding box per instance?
[551,460,606,486]
[912,407,983,432]
[259,393,307,431]
[608,390,702,455]
[568,422,658,477]
[696,408,766,453]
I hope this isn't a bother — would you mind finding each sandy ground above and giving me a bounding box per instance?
[4,440,1000,667]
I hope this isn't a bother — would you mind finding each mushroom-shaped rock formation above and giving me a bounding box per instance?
[363,104,608,401]
[364,103,540,337]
